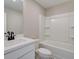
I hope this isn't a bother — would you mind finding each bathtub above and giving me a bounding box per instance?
[39,40,74,59]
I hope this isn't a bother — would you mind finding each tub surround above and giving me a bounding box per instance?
[41,12,74,44]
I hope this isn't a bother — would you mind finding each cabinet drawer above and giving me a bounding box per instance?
[5,44,35,59]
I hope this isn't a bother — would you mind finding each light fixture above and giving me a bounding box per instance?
[12,0,16,2]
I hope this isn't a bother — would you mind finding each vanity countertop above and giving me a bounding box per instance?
[4,37,36,54]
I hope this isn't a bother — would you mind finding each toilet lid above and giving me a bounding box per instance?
[38,48,52,56]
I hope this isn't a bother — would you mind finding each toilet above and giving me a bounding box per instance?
[36,48,52,59]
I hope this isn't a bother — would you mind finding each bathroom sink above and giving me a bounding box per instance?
[4,37,35,54]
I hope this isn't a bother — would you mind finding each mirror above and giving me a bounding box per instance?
[4,0,23,35]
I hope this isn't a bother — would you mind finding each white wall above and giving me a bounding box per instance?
[23,0,45,39]
[46,1,74,16]
[5,8,23,34]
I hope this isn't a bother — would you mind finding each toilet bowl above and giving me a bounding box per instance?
[36,48,52,59]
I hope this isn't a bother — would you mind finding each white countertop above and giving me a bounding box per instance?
[4,37,36,54]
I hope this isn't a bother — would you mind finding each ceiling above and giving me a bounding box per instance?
[4,0,73,12]
[35,0,73,8]
[4,0,23,12]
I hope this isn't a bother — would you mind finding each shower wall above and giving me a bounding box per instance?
[40,12,74,44]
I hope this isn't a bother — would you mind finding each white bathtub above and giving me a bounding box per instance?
[40,40,74,59]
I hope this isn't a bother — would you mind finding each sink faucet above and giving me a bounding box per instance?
[4,31,15,41]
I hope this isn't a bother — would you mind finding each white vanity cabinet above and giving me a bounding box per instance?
[5,44,35,59]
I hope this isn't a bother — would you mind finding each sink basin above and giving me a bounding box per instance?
[4,37,35,54]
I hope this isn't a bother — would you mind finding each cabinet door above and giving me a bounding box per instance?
[18,50,35,59]
[5,53,17,59]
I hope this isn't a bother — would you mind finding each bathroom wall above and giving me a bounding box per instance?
[23,0,45,39]
[23,0,74,41]
[46,1,74,16]
[5,8,23,34]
